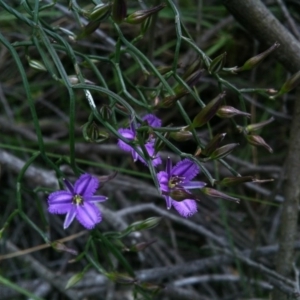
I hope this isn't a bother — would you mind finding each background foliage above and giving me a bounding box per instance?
[0,0,299,299]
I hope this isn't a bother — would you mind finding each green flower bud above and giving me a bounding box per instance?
[245,117,274,133]
[201,188,240,203]
[125,4,166,24]
[68,75,95,85]
[203,133,226,156]
[208,52,227,74]
[89,3,112,21]
[51,242,78,255]
[99,105,112,121]
[77,20,102,39]
[128,217,161,232]
[278,69,300,95]
[112,0,127,24]
[170,130,193,142]
[206,143,239,161]
[82,121,109,143]
[140,14,152,35]
[106,272,137,284]
[159,90,189,108]
[28,59,47,72]
[174,69,204,94]
[182,59,202,80]
[192,92,226,128]
[217,106,251,119]
[236,42,280,72]
[65,272,84,289]
[245,134,273,153]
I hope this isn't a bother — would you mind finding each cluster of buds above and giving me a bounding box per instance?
[237,117,274,153]
[200,133,239,161]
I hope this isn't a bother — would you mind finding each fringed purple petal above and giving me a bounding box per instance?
[63,206,77,229]
[63,179,74,193]
[181,181,206,190]
[171,159,199,181]
[171,199,197,217]
[157,171,169,193]
[48,191,73,214]
[74,174,99,198]
[76,202,101,229]
[118,128,135,152]
[166,157,172,176]
[142,114,162,127]
[88,195,108,203]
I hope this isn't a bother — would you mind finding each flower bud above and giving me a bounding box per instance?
[51,242,78,255]
[206,143,239,161]
[245,117,274,133]
[140,14,152,35]
[156,65,173,75]
[201,188,240,203]
[245,134,273,153]
[68,75,95,85]
[77,20,102,39]
[159,90,189,108]
[112,0,127,24]
[170,130,193,142]
[217,106,251,119]
[182,59,202,80]
[125,4,166,24]
[192,92,226,128]
[99,105,112,120]
[236,42,280,72]
[65,272,84,289]
[89,3,112,21]
[129,240,156,252]
[215,176,254,187]
[208,52,227,74]
[174,69,204,94]
[106,272,137,284]
[278,69,300,95]
[28,59,47,71]
[129,217,161,232]
[203,133,226,156]
[82,121,109,143]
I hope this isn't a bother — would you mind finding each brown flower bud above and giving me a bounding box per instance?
[192,92,226,128]
[246,134,273,153]
[217,106,251,119]
[208,52,227,74]
[207,143,239,161]
[245,117,274,133]
[236,42,280,72]
[125,4,166,24]
[170,130,193,142]
[201,188,240,203]
[203,133,226,156]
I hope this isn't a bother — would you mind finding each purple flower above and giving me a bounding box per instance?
[157,158,206,217]
[48,174,108,229]
[117,114,162,167]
